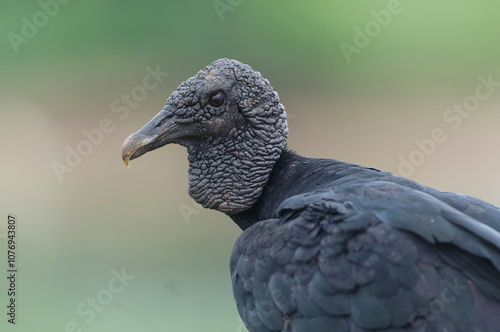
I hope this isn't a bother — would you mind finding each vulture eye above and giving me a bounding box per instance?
[209,92,225,107]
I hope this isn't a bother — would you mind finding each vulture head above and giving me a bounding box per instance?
[122,59,288,214]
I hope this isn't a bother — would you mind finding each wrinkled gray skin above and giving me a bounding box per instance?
[122,59,287,214]
[122,59,500,332]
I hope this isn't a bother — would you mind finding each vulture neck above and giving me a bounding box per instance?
[230,150,327,230]
[230,149,382,231]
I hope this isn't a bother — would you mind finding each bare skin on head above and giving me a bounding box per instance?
[122,59,288,214]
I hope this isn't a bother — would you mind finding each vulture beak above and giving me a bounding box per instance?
[121,107,178,166]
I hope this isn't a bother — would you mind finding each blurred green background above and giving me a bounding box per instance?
[1,1,500,331]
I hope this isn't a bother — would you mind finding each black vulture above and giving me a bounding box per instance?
[121,59,500,332]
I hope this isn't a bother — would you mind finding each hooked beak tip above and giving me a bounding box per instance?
[121,133,152,167]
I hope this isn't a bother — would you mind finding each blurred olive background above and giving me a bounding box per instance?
[1,1,500,331]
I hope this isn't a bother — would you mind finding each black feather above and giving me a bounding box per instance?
[231,150,500,331]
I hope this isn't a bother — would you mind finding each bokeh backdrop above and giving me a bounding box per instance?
[1,1,500,331]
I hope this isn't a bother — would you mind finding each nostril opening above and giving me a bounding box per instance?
[156,118,167,128]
